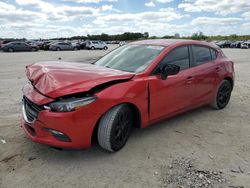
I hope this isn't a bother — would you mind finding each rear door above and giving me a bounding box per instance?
[21,43,30,51]
[149,45,195,121]
[190,45,219,104]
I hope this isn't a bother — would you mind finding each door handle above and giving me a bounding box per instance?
[215,67,221,72]
[186,76,194,84]
[187,76,193,80]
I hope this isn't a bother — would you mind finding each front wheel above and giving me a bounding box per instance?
[103,46,108,50]
[91,46,95,50]
[97,104,133,152]
[31,48,37,52]
[211,80,232,109]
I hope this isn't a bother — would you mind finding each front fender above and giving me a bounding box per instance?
[94,79,149,128]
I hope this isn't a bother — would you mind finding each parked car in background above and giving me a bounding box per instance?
[1,42,39,52]
[230,41,243,48]
[216,40,232,48]
[49,42,80,51]
[0,40,15,49]
[86,41,108,50]
[21,39,234,152]
[241,42,250,49]
[40,41,52,50]
[79,41,87,49]
[119,41,127,46]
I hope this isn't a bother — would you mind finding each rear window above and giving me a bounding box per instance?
[210,49,217,60]
[192,45,211,65]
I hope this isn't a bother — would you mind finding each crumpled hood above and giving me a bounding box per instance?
[26,61,134,98]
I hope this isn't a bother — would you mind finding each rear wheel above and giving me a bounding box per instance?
[103,46,108,50]
[31,48,36,52]
[211,80,232,109]
[56,47,61,51]
[97,104,133,152]
[8,48,14,52]
[91,46,95,50]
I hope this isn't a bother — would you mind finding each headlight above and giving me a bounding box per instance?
[45,96,97,112]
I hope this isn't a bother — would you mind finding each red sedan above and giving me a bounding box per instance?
[21,39,234,152]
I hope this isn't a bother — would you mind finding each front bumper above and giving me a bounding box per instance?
[21,104,100,149]
[21,83,102,149]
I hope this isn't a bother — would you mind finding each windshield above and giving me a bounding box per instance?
[94,44,164,73]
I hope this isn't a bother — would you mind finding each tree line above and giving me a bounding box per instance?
[53,32,250,41]
[52,32,149,41]
[1,32,250,42]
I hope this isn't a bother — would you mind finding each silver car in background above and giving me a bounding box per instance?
[1,42,39,52]
[86,41,108,50]
[49,42,80,51]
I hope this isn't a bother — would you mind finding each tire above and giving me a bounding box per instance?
[103,46,108,50]
[73,47,78,51]
[97,104,133,152]
[91,46,95,50]
[211,80,232,110]
[56,47,61,51]
[8,48,14,52]
[31,48,36,52]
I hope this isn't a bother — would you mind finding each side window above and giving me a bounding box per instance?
[192,45,211,65]
[210,48,217,60]
[158,46,190,71]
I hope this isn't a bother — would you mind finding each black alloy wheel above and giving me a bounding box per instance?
[216,80,232,109]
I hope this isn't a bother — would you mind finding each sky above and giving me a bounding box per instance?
[0,0,250,39]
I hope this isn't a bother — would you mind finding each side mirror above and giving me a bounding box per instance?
[159,64,180,80]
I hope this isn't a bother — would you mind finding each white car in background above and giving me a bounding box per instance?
[241,41,250,49]
[119,41,127,46]
[86,41,108,50]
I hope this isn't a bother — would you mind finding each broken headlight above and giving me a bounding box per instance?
[45,96,97,112]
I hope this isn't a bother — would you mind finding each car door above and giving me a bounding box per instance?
[22,43,30,51]
[66,43,73,50]
[98,41,103,49]
[149,45,195,121]
[190,45,219,104]
[11,43,19,51]
[92,41,98,48]
[14,43,24,51]
[61,43,67,50]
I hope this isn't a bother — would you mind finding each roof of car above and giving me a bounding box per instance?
[130,39,218,49]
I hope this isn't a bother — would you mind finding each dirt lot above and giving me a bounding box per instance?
[0,47,249,188]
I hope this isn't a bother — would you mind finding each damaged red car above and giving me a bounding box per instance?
[21,39,234,152]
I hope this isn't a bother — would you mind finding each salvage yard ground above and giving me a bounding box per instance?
[0,46,250,187]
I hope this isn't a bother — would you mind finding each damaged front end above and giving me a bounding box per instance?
[21,61,136,149]
[25,61,134,99]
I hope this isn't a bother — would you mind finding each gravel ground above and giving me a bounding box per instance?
[0,47,249,188]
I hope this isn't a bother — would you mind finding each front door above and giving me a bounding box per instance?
[149,45,195,121]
